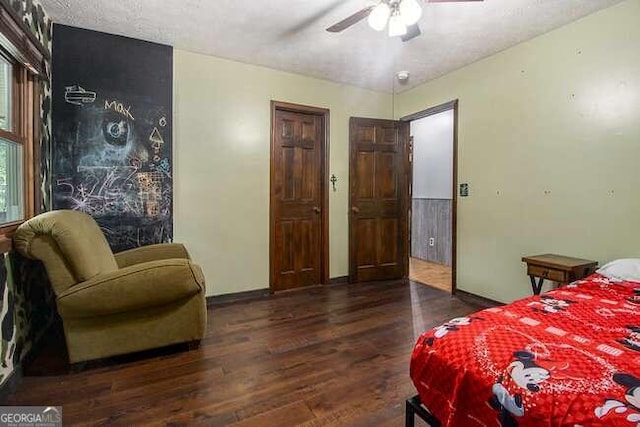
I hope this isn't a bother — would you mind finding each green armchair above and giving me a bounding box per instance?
[13,210,207,363]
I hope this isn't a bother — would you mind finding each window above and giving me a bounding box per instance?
[0,55,24,225]
[0,138,23,223]
[0,2,47,248]
[0,56,34,231]
[0,57,11,131]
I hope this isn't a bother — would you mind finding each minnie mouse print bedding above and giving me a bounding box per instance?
[410,274,640,426]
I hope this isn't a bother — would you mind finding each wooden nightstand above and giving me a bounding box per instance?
[522,254,598,295]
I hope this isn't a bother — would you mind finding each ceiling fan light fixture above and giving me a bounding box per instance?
[388,10,407,37]
[367,2,391,32]
[399,0,422,26]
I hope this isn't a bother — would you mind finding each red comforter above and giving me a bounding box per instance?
[410,274,640,426]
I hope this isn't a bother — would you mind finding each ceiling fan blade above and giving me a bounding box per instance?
[427,0,483,2]
[401,24,421,42]
[326,6,374,32]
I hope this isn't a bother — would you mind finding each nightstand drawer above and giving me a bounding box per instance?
[522,254,597,295]
[527,265,568,282]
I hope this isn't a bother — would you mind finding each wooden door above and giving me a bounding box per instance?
[349,117,409,283]
[271,105,326,291]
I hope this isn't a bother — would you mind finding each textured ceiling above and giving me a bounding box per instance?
[42,0,624,93]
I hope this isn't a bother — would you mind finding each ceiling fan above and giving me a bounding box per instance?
[326,0,484,42]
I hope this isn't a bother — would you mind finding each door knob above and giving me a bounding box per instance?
[351,206,360,214]
[313,207,321,214]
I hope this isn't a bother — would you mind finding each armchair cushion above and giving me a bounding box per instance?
[115,243,191,269]
[57,259,205,318]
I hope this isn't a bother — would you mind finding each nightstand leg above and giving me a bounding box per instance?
[530,276,545,295]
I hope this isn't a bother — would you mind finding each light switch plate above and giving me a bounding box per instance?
[460,183,469,197]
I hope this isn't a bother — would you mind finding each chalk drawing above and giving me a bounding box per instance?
[149,127,164,150]
[136,171,164,217]
[53,29,173,252]
[64,85,96,106]
[102,112,130,146]
[104,100,135,121]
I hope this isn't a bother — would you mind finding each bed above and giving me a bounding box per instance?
[408,273,640,426]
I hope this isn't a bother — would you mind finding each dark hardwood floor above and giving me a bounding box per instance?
[6,280,489,426]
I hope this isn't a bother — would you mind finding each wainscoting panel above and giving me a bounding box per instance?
[411,198,452,266]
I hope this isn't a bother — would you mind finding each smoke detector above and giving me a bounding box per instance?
[396,71,410,84]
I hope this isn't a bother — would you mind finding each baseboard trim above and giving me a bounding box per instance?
[206,288,271,306]
[328,276,348,285]
[0,364,23,402]
[206,278,351,306]
[456,289,504,308]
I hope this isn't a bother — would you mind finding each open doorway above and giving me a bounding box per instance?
[402,100,458,294]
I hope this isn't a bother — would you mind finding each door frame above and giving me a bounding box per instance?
[400,99,459,294]
[269,100,330,292]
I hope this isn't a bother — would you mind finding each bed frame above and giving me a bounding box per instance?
[405,395,441,427]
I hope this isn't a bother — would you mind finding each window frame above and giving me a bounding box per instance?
[0,1,48,252]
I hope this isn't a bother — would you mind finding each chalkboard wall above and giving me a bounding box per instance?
[52,25,173,252]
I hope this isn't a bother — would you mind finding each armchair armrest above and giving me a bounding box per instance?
[57,259,205,318]
[114,243,191,268]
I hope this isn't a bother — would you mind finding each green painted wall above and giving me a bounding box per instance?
[174,50,393,296]
[395,0,640,303]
